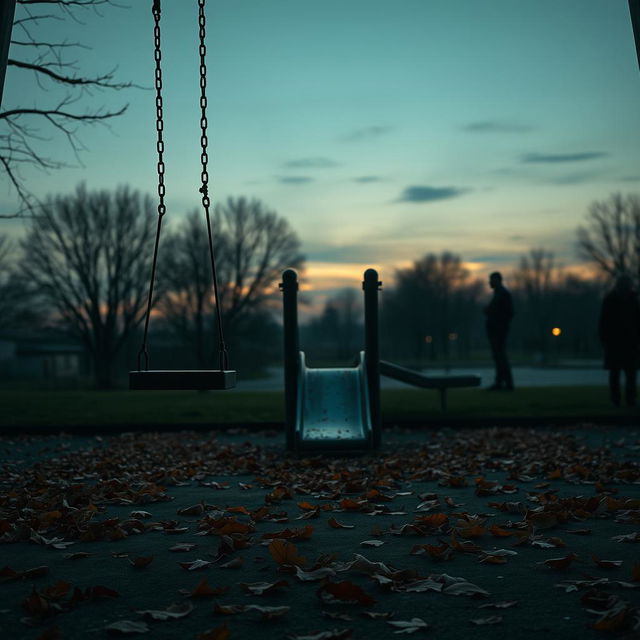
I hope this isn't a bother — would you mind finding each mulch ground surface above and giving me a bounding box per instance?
[1,425,639,640]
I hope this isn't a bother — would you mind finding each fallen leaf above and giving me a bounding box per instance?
[592,555,623,569]
[105,620,149,635]
[240,580,289,595]
[386,618,429,634]
[188,578,228,598]
[244,604,290,620]
[328,518,355,529]
[478,601,517,609]
[360,540,384,548]
[129,556,153,569]
[296,566,336,582]
[470,616,502,625]
[169,543,197,552]
[198,624,230,640]
[269,539,306,567]
[214,603,245,615]
[318,580,376,605]
[179,559,213,571]
[542,553,578,570]
[323,611,353,621]
[219,557,243,569]
[136,601,194,621]
[442,581,489,597]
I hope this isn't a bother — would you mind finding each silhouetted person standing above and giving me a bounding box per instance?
[598,274,640,407]
[485,271,514,391]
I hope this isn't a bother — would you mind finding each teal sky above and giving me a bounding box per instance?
[3,0,640,297]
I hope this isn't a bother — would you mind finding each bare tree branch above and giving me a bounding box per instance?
[2,0,135,217]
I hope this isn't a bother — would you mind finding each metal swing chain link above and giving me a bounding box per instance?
[137,0,167,371]
[198,0,229,371]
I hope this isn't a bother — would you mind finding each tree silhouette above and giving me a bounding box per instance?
[512,248,556,362]
[382,252,482,366]
[2,0,135,217]
[20,184,154,388]
[577,193,640,284]
[0,233,43,331]
[159,198,304,366]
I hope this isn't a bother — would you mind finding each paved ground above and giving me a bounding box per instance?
[236,366,609,391]
[1,425,639,639]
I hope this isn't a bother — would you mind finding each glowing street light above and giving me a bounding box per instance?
[551,327,561,337]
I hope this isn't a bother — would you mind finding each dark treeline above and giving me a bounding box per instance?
[1,189,638,386]
[0,185,302,388]
[303,250,605,368]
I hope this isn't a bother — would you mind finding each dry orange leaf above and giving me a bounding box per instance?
[129,556,153,569]
[319,580,376,605]
[414,513,448,529]
[190,577,228,598]
[489,525,514,537]
[198,624,230,640]
[268,539,306,567]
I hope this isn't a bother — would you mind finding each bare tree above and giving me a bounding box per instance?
[577,193,640,284]
[158,211,213,368]
[0,232,44,331]
[511,248,557,362]
[159,197,304,365]
[383,252,482,366]
[2,0,135,217]
[20,184,155,387]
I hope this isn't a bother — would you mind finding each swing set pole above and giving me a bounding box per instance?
[630,0,640,70]
[0,0,16,107]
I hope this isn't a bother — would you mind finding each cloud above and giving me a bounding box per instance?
[619,175,640,182]
[461,121,534,133]
[397,185,468,203]
[545,171,601,185]
[521,151,608,163]
[352,176,384,183]
[277,176,314,185]
[342,125,393,142]
[283,157,339,169]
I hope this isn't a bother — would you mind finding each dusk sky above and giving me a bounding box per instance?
[3,0,640,301]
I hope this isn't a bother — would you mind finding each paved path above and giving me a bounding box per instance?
[235,366,608,391]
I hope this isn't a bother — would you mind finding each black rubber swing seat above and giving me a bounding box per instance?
[129,369,236,391]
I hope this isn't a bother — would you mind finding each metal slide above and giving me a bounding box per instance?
[294,351,372,451]
[280,269,381,452]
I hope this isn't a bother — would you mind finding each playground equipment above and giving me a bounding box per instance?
[129,0,235,391]
[280,269,481,452]
[280,268,381,452]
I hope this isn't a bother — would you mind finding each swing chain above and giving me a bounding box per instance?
[198,0,209,207]
[153,0,166,216]
[197,0,229,371]
[136,0,166,371]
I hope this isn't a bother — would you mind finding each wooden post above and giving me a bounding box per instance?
[0,0,16,107]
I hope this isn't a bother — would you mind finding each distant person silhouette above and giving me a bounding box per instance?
[598,274,640,407]
[484,271,514,391]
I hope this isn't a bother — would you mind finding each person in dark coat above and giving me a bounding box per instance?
[598,274,640,407]
[484,271,514,390]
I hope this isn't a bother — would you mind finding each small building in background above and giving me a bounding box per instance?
[0,331,85,381]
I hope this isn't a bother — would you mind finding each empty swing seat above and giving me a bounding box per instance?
[129,369,236,391]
